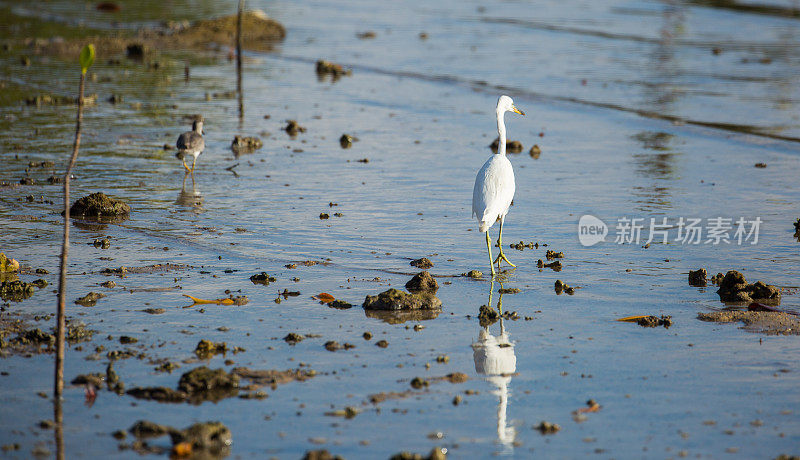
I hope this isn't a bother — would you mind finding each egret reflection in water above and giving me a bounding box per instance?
[472,282,517,450]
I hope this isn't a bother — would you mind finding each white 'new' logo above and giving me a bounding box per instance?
[578,215,608,247]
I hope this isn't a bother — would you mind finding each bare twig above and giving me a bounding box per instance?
[236,0,245,123]
[55,44,93,400]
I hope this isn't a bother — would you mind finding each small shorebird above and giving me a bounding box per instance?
[176,119,205,173]
[472,95,525,277]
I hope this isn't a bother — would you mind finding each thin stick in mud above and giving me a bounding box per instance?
[55,44,94,400]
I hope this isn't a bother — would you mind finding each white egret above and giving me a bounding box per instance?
[472,95,524,276]
[176,119,205,173]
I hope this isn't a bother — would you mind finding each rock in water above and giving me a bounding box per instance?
[363,288,441,311]
[69,192,131,220]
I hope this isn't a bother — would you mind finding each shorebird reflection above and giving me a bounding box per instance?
[176,173,204,212]
[472,281,517,450]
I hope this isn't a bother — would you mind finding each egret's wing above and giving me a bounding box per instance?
[472,156,515,225]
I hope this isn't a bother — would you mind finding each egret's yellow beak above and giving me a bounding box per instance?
[512,105,525,116]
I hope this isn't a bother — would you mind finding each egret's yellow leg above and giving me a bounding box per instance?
[493,218,516,268]
[190,157,197,173]
[486,231,496,277]
[183,158,191,172]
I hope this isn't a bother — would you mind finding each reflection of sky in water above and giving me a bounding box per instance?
[0,0,799,458]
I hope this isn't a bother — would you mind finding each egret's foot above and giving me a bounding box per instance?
[494,251,517,268]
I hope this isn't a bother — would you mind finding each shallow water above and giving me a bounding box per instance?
[1,0,799,458]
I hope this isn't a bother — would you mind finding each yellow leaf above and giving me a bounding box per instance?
[616,315,650,323]
[183,294,234,305]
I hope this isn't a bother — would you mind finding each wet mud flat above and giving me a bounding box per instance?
[2,0,800,459]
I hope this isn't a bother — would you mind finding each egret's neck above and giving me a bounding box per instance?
[496,109,507,156]
[194,123,203,135]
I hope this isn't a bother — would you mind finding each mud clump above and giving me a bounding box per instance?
[363,288,441,311]
[545,250,563,259]
[66,321,95,343]
[688,268,707,287]
[554,280,575,295]
[0,253,19,273]
[93,237,111,249]
[0,279,36,301]
[490,137,523,153]
[194,340,228,359]
[390,448,447,460]
[534,421,561,434]
[698,311,800,335]
[634,315,672,328]
[716,270,780,303]
[231,135,263,154]
[283,120,307,136]
[71,373,105,387]
[178,366,239,399]
[126,387,188,403]
[283,333,304,344]
[129,420,171,438]
[232,367,316,389]
[793,218,800,240]
[12,328,55,347]
[75,291,105,307]
[126,420,231,458]
[529,144,542,158]
[498,287,520,294]
[169,421,232,457]
[463,269,483,279]
[250,272,276,285]
[405,271,438,293]
[478,305,500,327]
[328,299,352,309]
[316,60,352,80]
[410,257,433,269]
[339,134,357,149]
[537,259,562,271]
[512,240,539,251]
[69,192,131,221]
[303,450,345,460]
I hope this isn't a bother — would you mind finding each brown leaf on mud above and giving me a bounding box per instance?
[313,293,335,303]
[183,294,234,305]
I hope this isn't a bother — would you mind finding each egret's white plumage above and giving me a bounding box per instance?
[472,95,524,275]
